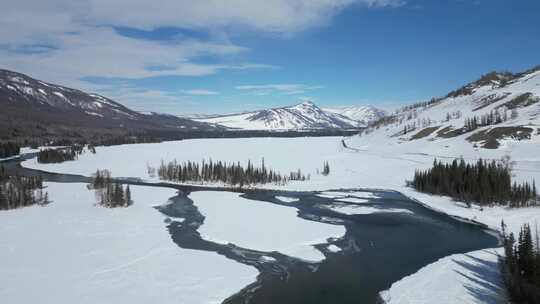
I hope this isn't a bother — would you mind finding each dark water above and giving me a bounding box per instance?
[3,154,499,304]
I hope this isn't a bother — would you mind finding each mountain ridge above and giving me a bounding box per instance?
[196,101,385,130]
[0,69,218,143]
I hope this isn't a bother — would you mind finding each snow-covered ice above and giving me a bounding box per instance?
[318,203,413,215]
[0,183,257,304]
[327,245,341,253]
[191,191,345,262]
[275,195,300,203]
[335,198,370,204]
[380,248,506,304]
[319,191,381,199]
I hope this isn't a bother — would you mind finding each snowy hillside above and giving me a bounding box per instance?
[355,66,540,150]
[0,69,138,120]
[196,101,383,130]
[324,105,386,127]
[0,69,217,140]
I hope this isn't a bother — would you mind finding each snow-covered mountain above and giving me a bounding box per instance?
[0,69,138,119]
[0,69,217,140]
[196,101,384,130]
[324,105,387,127]
[352,65,540,150]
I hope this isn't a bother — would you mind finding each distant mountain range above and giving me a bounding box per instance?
[194,101,386,130]
[0,69,386,142]
[3,64,539,147]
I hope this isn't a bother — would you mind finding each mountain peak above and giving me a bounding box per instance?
[297,100,316,107]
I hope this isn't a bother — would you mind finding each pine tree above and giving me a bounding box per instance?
[125,185,131,206]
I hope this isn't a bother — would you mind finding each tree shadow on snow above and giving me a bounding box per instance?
[452,251,507,304]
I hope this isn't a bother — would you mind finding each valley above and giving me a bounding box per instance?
[3,2,540,303]
[3,123,539,302]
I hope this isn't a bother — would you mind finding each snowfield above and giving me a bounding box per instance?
[20,135,540,236]
[0,182,257,304]
[19,132,540,303]
[192,191,345,262]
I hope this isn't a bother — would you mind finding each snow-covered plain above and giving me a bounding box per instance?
[19,134,540,303]
[192,191,345,262]
[21,136,540,235]
[0,182,257,304]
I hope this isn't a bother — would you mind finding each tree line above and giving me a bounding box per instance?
[37,145,87,163]
[501,222,540,303]
[91,169,132,208]
[0,142,21,158]
[464,109,516,132]
[154,159,309,187]
[411,158,538,207]
[0,166,49,210]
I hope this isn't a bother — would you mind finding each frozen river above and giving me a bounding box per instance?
[2,146,500,303]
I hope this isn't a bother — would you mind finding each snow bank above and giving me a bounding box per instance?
[380,248,506,304]
[0,183,257,304]
[191,191,345,262]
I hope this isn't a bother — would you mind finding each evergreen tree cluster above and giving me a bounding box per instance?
[0,169,49,210]
[412,158,538,207]
[92,169,132,208]
[398,98,441,113]
[155,159,309,187]
[37,145,85,164]
[464,109,509,132]
[92,169,112,189]
[445,111,463,122]
[402,123,417,135]
[501,222,540,303]
[321,161,330,176]
[0,142,21,158]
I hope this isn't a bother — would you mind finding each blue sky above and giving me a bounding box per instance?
[2,0,539,114]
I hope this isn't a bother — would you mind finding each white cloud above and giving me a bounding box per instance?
[182,89,220,96]
[0,25,273,87]
[96,86,203,115]
[0,0,404,112]
[236,84,323,95]
[2,1,404,37]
